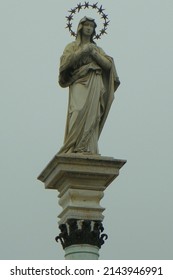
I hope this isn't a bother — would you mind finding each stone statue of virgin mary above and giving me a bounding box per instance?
[58,16,120,154]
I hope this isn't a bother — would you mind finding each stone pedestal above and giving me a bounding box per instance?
[38,153,126,259]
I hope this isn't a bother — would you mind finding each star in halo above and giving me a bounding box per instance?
[101,13,108,20]
[84,2,89,9]
[66,23,72,30]
[98,5,105,14]
[95,34,101,40]
[100,28,107,35]
[77,3,82,12]
[66,14,73,21]
[104,20,110,27]
[92,2,98,9]
[69,8,76,14]
[70,31,76,37]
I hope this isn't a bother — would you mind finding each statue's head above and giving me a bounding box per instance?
[76,16,97,43]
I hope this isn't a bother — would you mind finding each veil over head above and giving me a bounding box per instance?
[76,16,97,44]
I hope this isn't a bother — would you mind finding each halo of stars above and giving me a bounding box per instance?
[66,2,110,40]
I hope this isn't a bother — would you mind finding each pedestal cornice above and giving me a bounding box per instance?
[38,153,126,191]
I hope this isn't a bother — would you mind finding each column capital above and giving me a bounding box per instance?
[55,219,108,249]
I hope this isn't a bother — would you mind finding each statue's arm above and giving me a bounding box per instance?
[59,43,90,87]
[60,43,88,71]
[91,47,112,71]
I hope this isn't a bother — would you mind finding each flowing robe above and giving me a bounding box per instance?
[58,41,120,154]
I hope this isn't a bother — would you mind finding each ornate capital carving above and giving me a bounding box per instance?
[55,219,108,249]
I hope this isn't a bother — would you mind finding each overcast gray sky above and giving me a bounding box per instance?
[0,0,173,260]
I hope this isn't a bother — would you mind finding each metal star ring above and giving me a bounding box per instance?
[65,2,110,40]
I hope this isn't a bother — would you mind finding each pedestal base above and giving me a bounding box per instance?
[38,153,126,224]
[38,153,126,259]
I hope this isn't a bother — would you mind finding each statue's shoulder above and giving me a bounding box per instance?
[95,44,105,54]
[63,41,78,52]
[95,44,112,59]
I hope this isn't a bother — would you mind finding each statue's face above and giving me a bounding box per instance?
[82,21,95,37]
